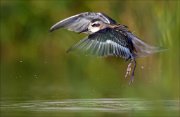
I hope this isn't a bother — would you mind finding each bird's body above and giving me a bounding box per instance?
[50,12,164,84]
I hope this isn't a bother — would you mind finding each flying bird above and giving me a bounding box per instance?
[50,12,164,84]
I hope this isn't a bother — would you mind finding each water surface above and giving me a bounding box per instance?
[1,98,179,117]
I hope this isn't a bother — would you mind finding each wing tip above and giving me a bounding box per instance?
[49,27,54,32]
[49,21,64,32]
[49,24,60,32]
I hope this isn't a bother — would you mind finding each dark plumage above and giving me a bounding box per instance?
[50,12,164,84]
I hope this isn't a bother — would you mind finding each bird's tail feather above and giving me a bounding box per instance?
[128,33,167,58]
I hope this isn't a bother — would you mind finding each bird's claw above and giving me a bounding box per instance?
[129,75,134,85]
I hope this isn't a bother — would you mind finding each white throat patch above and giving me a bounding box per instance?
[89,27,100,33]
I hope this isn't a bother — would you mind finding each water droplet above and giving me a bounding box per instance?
[34,75,38,79]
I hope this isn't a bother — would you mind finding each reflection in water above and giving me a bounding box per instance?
[0,98,179,113]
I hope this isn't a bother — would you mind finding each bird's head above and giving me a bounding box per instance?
[88,20,107,34]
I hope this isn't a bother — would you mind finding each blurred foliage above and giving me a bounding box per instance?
[0,0,179,104]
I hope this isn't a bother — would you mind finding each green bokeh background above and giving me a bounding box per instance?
[0,0,179,116]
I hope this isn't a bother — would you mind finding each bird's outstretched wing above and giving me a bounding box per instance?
[67,28,133,60]
[50,12,116,33]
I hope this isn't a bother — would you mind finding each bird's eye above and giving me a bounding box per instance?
[92,23,100,27]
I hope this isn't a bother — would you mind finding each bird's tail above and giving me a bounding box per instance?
[127,32,167,58]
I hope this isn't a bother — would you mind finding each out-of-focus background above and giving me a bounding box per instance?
[0,0,179,117]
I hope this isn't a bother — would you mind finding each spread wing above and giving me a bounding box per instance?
[67,28,134,59]
[50,12,117,33]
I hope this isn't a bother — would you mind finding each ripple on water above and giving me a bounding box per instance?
[0,98,179,113]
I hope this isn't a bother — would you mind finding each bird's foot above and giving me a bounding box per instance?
[129,75,134,85]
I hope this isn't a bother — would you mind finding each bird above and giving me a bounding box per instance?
[50,12,164,84]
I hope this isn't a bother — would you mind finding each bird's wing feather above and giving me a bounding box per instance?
[67,28,132,59]
[50,12,116,33]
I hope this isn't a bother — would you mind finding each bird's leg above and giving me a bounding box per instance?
[129,59,136,85]
[125,62,132,78]
[124,59,137,84]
